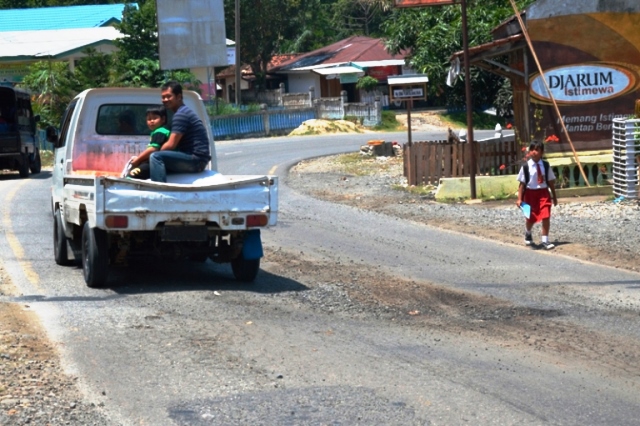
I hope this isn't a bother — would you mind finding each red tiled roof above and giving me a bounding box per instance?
[216,53,303,78]
[271,36,407,71]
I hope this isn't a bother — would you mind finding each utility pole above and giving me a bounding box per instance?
[460,0,476,199]
[394,0,475,198]
[234,0,241,106]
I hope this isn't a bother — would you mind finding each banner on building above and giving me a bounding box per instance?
[394,0,458,7]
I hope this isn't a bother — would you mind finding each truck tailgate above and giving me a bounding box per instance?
[103,174,272,209]
[94,174,278,229]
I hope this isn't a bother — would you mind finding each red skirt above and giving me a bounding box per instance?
[524,188,552,223]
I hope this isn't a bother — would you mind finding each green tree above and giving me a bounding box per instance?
[224,0,322,91]
[73,47,114,90]
[19,61,75,128]
[330,0,391,38]
[117,58,201,89]
[112,0,198,89]
[383,0,535,110]
[113,1,158,62]
[279,0,336,53]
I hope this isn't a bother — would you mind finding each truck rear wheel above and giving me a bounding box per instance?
[231,253,260,282]
[30,149,41,174]
[54,208,72,266]
[18,153,29,178]
[82,222,109,288]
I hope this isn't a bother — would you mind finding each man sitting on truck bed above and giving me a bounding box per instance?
[150,81,211,182]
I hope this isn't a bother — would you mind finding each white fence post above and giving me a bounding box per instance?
[279,83,285,107]
[308,86,314,107]
[612,118,639,199]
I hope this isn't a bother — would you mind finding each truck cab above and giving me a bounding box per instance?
[0,85,42,177]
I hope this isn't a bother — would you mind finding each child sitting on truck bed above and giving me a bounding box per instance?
[126,105,171,180]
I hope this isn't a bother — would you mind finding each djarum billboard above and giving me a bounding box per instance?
[526,2,640,152]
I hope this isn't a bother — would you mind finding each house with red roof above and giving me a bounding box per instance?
[217,36,409,106]
[270,36,409,105]
[215,54,300,103]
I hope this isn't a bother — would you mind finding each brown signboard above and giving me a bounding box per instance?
[389,85,428,101]
[526,9,640,152]
[394,0,458,7]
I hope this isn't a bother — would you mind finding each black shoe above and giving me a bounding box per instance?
[524,233,533,246]
[541,241,555,250]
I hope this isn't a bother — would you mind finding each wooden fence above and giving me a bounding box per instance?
[403,139,520,186]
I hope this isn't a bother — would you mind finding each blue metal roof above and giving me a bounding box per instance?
[0,4,131,32]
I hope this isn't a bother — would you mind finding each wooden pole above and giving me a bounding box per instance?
[461,0,477,198]
[508,0,590,186]
[234,0,241,107]
[407,98,413,146]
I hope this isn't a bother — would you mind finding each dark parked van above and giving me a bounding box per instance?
[0,85,41,177]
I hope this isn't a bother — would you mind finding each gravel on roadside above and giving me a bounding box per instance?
[0,269,113,425]
[286,153,640,273]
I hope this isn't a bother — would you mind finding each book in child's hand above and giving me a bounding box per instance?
[121,158,133,178]
[520,202,531,219]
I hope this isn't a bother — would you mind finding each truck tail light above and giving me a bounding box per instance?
[106,215,128,228]
[246,214,268,227]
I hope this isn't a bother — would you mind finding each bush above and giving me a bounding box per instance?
[373,110,402,131]
[356,76,379,92]
[344,115,363,125]
[205,100,261,117]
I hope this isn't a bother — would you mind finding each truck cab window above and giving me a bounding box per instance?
[96,104,159,136]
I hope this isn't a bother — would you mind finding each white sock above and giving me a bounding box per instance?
[541,235,549,243]
[525,229,531,236]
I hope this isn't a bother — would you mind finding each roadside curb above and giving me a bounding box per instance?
[436,175,613,201]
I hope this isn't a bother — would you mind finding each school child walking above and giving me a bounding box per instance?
[516,140,558,250]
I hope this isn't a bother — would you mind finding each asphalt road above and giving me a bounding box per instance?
[1,130,639,425]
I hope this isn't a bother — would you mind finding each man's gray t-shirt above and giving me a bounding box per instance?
[170,104,211,160]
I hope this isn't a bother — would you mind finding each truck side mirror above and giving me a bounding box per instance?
[46,126,59,145]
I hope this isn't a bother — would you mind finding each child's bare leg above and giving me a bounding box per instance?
[541,218,550,237]
[526,219,534,232]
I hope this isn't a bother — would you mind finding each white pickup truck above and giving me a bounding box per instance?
[48,87,278,288]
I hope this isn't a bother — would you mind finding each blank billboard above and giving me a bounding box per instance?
[156,0,227,70]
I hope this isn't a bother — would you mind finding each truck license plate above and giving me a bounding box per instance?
[161,225,208,242]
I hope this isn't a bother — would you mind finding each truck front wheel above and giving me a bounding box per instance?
[231,253,260,283]
[54,208,72,266]
[82,222,109,288]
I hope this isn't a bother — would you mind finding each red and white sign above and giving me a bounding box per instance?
[368,66,398,82]
[394,0,458,7]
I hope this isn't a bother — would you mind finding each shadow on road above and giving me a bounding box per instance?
[0,170,52,181]
[103,259,308,295]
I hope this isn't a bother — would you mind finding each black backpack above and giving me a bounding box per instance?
[522,160,550,185]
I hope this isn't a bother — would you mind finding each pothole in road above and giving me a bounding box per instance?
[262,248,640,378]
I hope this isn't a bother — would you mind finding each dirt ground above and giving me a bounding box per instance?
[288,111,453,136]
[393,110,451,131]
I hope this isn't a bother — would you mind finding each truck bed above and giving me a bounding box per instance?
[62,171,278,230]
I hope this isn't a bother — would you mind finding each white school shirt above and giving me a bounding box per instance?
[516,158,556,189]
